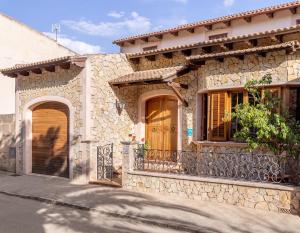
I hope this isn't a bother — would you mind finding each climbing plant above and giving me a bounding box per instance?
[232,74,300,158]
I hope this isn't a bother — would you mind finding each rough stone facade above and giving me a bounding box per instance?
[87,54,136,181]
[15,65,86,181]
[124,171,300,214]
[0,114,15,172]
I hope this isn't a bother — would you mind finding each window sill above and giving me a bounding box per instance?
[192,140,247,147]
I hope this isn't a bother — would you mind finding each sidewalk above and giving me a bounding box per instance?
[0,171,299,233]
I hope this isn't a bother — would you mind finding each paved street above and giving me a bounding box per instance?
[0,194,187,233]
[0,173,300,233]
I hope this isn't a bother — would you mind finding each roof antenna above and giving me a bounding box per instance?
[52,24,61,42]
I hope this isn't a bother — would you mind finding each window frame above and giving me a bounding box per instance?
[200,86,283,142]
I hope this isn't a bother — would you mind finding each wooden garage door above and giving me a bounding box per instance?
[146,96,178,151]
[32,102,69,178]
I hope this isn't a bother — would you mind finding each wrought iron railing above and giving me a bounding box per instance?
[97,143,113,180]
[133,148,298,184]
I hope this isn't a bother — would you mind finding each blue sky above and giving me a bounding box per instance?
[0,0,294,54]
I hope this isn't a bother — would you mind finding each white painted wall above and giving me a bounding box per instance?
[121,9,300,53]
[0,13,76,114]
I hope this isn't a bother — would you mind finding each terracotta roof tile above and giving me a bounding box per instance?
[1,56,87,76]
[114,1,300,44]
[109,66,185,85]
[127,24,300,58]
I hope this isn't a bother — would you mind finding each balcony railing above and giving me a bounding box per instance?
[133,148,298,184]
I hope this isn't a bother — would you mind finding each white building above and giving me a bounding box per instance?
[0,13,76,114]
[114,1,300,54]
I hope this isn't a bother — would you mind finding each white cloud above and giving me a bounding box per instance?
[62,11,152,37]
[44,32,102,54]
[223,0,235,7]
[108,11,125,18]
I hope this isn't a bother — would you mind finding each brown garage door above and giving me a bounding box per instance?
[32,102,69,178]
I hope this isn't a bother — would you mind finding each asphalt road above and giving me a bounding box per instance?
[0,194,187,233]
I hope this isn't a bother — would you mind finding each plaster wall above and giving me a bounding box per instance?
[0,13,75,114]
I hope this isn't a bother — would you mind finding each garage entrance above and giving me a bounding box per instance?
[32,101,69,178]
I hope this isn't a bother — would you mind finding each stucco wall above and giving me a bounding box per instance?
[15,66,86,181]
[0,114,15,172]
[0,13,76,114]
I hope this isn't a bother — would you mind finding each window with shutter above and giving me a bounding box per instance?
[263,87,281,113]
[209,92,227,141]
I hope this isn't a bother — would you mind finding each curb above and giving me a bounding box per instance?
[0,190,201,233]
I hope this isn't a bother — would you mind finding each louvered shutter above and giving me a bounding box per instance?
[209,92,227,141]
[263,87,281,113]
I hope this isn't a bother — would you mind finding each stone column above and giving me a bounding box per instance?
[121,141,136,187]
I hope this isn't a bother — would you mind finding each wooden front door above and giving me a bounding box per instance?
[145,96,178,151]
[32,102,69,178]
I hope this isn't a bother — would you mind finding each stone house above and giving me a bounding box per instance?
[1,1,300,213]
[0,13,76,172]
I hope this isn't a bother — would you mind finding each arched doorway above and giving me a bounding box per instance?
[32,101,69,178]
[145,96,178,151]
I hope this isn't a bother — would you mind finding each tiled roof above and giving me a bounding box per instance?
[114,1,300,44]
[127,24,300,58]
[1,56,87,76]
[109,66,185,85]
[1,56,71,72]
[187,41,300,62]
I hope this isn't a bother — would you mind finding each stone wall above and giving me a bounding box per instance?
[124,171,300,214]
[88,54,136,181]
[15,65,86,181]
[0,114,15,172]
[129,47,300,154]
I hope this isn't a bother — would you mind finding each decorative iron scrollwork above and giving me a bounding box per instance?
[97,144,113,180]
[133,148,297,184]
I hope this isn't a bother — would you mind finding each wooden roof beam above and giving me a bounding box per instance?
[218,44,229,51]
[223,21,231,27]
[244,39,257,47]
[201,46,212,53]
[190,60,206,66]
[289,7,297,14]
[204,25,213,31]
[243,16,252,23]
[187,28,195,33]
[181,49,192,57]
[130,57,140,64]
[141,37,149,43]
[162,52,173,59]
[60,63,71,70]
[270,34,283,43]
[145,55,156,61]
[19,71,29,76]
[266,12,274,18]
[31,68,42,74]
[224,43,233,50]
[170,31,179,37]
[258,51,267,57]
[7,73,17,78]
[216,57,224,62]
[44,65,55,72]
[235,55,244,61]
[167,81,188,107]
[154,34,163,40]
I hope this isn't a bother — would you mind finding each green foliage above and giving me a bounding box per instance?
[232,74,300,157]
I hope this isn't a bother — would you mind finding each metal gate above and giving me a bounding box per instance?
[97,143,113,180]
